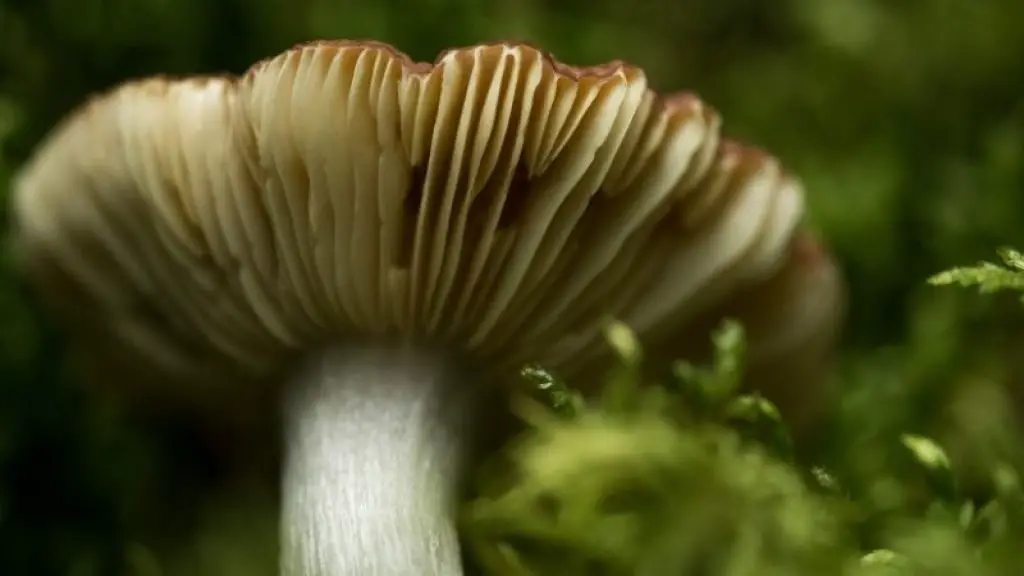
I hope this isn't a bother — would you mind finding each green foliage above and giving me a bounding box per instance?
[464,321,1024,575]
[466,320,841,574]
[929,248,1024,302]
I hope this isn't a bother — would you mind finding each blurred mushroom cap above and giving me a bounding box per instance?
[652,229,846,436]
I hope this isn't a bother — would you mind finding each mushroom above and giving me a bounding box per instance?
[9,41,840,574]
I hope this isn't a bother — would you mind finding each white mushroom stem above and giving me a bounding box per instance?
[281,344,481,576]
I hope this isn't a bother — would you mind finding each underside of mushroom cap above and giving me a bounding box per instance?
[12,40,811,386]
[647,229,846,434]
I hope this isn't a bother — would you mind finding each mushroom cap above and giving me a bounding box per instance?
[652,229,846,435]
[11,40,816,391]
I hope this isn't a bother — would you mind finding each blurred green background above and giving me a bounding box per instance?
[2,0,1023,574]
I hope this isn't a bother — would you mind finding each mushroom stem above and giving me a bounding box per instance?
[281,344,479,575]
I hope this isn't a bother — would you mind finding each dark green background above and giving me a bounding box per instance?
[2,1,1024,574]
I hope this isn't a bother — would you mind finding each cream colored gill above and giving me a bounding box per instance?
[482,95,724,364]
[538,144,805,374]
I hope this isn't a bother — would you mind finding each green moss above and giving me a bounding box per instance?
[464,320,1024,575]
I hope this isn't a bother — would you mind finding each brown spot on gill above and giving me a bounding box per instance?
[396,164,427,267]
[498,162,531,229]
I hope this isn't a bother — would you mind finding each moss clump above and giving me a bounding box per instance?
[464,316,1024,575]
